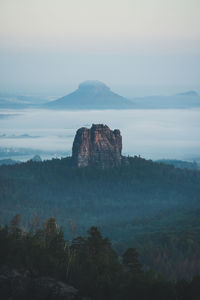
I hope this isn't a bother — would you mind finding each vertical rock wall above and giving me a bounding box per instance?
[72,124,122,168]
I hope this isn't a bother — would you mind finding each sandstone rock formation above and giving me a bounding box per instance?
[72,124,122,168]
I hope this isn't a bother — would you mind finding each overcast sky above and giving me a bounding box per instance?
[0,0,199,97]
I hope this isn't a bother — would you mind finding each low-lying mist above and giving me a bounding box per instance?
[0,108,200,161]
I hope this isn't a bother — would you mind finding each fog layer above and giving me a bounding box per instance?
[0,109,200,160]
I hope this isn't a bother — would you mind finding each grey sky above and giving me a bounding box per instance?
[0,0,199,97]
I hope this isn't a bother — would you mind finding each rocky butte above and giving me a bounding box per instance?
[44,80,134,109]
[72,124,122,168]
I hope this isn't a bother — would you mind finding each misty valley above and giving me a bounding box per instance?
[0,108,200,162]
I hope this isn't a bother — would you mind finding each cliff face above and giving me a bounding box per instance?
[72,124,122,168]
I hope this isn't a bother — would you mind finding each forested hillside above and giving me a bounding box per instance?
[1,218,200,300]
[0,156,200,279]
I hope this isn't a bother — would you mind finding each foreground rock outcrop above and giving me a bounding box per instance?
[0,265,78,300]
[72,124,122,168]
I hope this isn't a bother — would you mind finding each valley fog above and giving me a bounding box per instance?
[0,108,200,161]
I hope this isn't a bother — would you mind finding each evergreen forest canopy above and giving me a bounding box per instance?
[0,156,200,282]
[1,217,200,300]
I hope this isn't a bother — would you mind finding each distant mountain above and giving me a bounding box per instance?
[44,80,134,109]
[1,85,199,110]
[0,92,44,109]
[0,156,42,166]
[156,159,200,171]
[0,158,20,166]
[44,84,200,110]
[29,155,42,162]
[131,90,200,109]
[176,90,199,97]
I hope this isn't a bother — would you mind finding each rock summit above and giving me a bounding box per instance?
[72,124,122,168]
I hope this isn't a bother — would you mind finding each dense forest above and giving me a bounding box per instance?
[1,217,200,300]
[0,156,200,280]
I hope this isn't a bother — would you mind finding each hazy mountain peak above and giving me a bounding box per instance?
[30,155,42,162]
[44,80,133,109]
[78,80,110,90]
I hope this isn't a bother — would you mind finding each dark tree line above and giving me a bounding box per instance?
[0,216,200,300]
